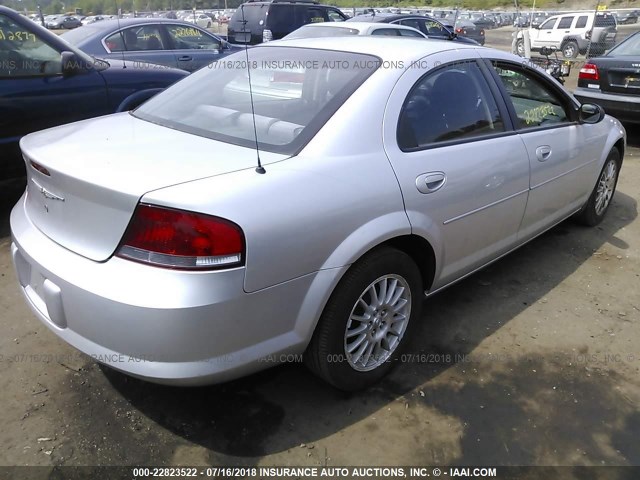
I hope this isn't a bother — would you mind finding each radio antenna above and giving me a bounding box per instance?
[240,4,266,174]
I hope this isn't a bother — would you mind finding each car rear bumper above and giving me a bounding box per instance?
[574,87,640,123]
[10,192,344,385]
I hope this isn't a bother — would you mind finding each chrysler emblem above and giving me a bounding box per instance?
[32,179,65,203]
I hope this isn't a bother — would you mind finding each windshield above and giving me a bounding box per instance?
[134,46,380,155]
[0,13,94,75]
[607,32,640,56]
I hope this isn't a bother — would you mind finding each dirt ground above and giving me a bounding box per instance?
[1,29,639,470]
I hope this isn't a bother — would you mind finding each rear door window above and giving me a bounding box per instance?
[397,61,505,150]
[557,16,574,29]
[105,25,165,52]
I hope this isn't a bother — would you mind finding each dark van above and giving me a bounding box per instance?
[228,0,348,45]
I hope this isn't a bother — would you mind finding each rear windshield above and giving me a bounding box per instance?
[230,4,267,25]
[134,47,380,155]
[286,25,360,39]
[607,32,640,56]
[595,13,616,27]
[60,22,105,45]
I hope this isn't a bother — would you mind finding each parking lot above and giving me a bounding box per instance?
[1,24,640,469]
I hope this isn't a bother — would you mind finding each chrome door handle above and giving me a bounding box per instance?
[416,172,446,194]
[536,145,552,162]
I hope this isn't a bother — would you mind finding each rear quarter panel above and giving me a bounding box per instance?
[142,67,410,294]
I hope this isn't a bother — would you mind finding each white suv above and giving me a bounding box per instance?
[517,11,617,58]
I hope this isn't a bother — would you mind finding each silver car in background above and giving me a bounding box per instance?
[284,22,428,39]
[11,38,625,391]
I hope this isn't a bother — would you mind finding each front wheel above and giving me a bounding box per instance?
[516,38,525,56]
[575,148,621,226]
[305,247,422,391]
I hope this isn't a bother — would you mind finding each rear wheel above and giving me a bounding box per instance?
[575,148,621,226]
[562,40,579,59]
[305,247,422,391]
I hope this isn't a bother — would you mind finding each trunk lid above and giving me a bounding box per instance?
[593,56,640,94]
[21,113,286,262]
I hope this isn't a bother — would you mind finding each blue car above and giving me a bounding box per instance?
[61,18,238,73]
[0,7,188,179]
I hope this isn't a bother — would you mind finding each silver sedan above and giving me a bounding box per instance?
[11,37,625,390]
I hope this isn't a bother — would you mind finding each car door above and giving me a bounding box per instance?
[0,11,107,178]
[383,51,530,291]
[532,17,557,48]
[552,15,575,47]
[103,24,178,69]
[483,58,601,242]
[164,23,227,72]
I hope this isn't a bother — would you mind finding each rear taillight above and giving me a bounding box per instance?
[117,204,244,270]
[455,27,463,33]
[263,29,273,42]
[579,63,600,81]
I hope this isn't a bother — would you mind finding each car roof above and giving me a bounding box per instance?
[348,13,438,23]
[70,17,204,31]
[236,1,334,6]
[266,35,478,62]
[300,21,425,31]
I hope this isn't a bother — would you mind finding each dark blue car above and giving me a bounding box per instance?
[61,18,238,73]
[0,7,189,179]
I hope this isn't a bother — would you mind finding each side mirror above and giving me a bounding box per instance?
[61,51,85,76]
[579,103,605,124]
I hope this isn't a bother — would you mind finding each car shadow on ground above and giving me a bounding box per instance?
[0,177,26,238]
[78,188,638,466]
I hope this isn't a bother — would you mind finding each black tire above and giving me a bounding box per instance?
[305,247,423,391]
[575,148,621,226]
[207,21,211,28]
[516,38,525,56]
[562,40,579,59]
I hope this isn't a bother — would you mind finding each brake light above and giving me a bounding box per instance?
[579,63,600,81]
[117,204,244,270]
[263,29,273,42]
[455,27,463,33]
